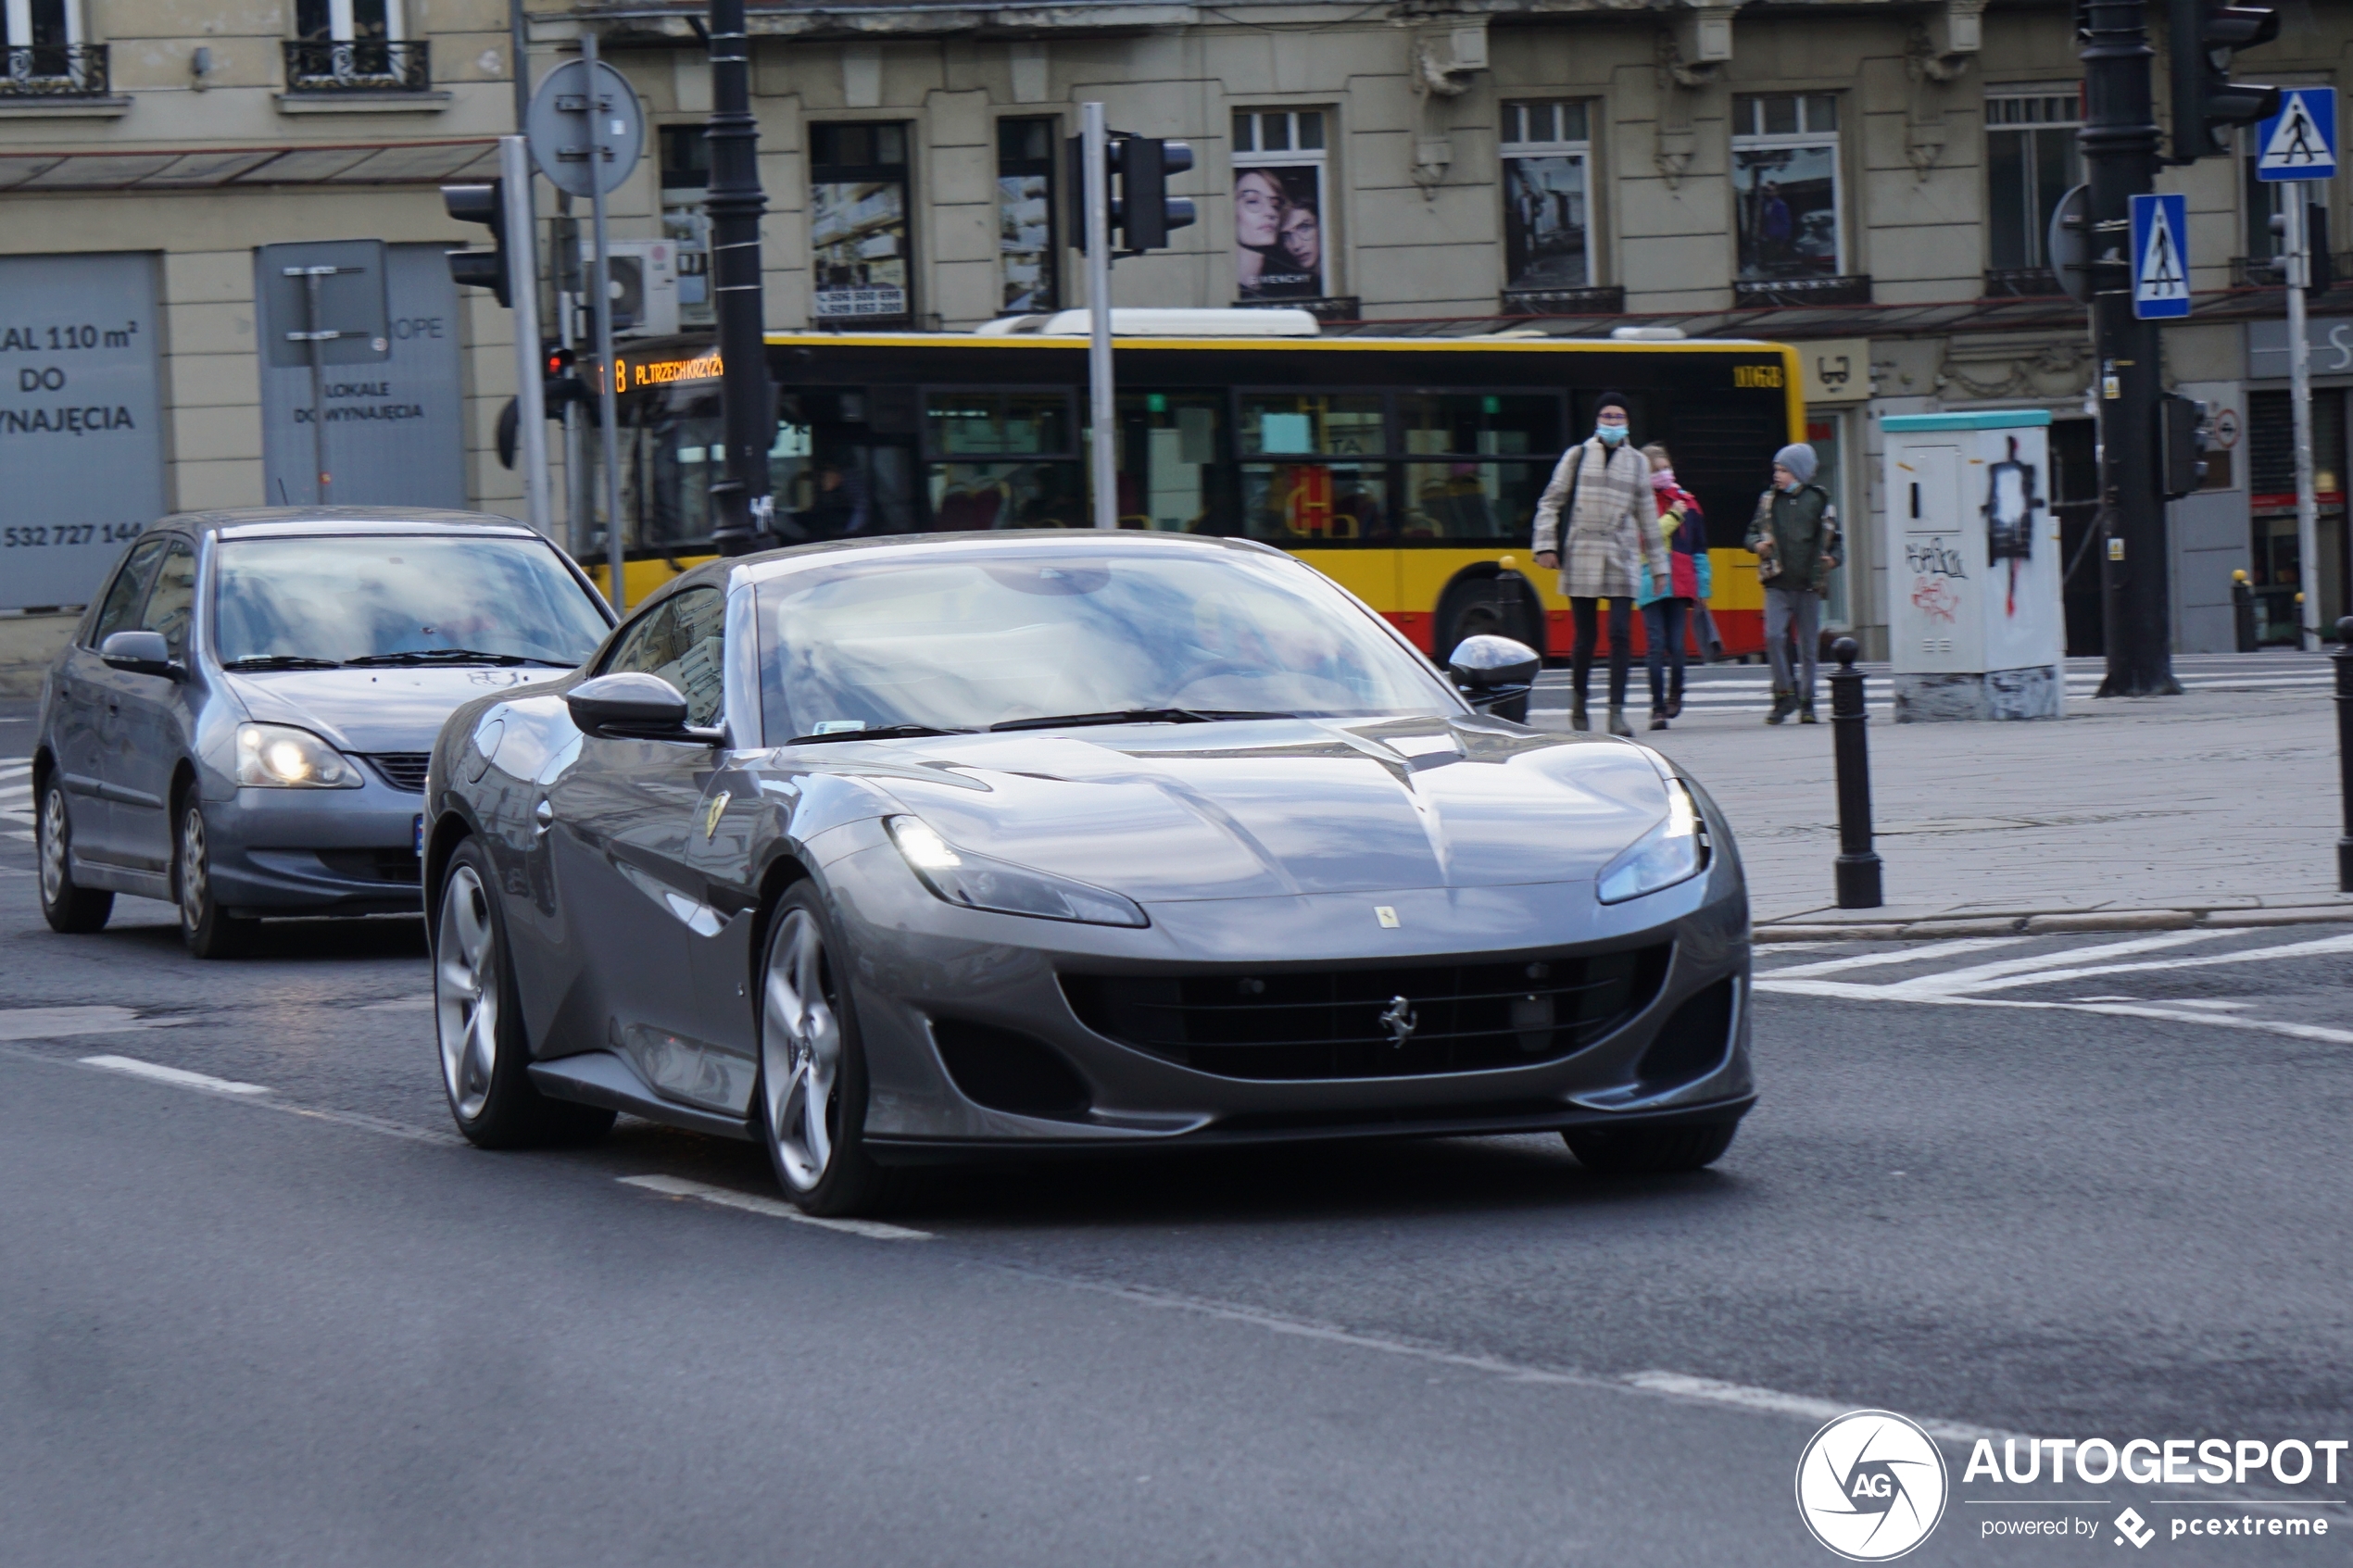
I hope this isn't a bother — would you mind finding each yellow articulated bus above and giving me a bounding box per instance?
[583,315,1804,662]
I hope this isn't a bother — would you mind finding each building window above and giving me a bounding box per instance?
[1232,108,1328,303]
[661,126,709,190]
[810,121,913,322]
[997,117,1057,314]
[1985,88,2082,275]
[1501,100,1592,291]
[2,0,106,94]
[1730,94,1842,282]
[294,0,402,41]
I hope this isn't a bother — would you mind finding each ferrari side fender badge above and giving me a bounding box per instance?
[702,790,732,840]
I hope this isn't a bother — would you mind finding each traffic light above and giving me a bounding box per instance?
[542,344,592,411]
[442,180,511,307]
[2167,0,2282,162]
[2309,202,2334,296]
[1066,133,1198,255]
[1117,138,1196,251]
[2160,395,2209,498]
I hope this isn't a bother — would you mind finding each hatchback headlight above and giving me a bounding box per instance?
[887,816,1147,928]
[1596,778,1707,904]
[235,722,362,789]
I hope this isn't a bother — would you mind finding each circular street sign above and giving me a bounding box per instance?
[526,59,644,198]
[2046,183,2091,306]
[2212,408,2242,449]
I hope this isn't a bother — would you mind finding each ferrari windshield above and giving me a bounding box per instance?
[756,543,1460,739]
[213,534,610,669]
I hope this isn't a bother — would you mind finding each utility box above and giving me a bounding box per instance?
[1881,409,2063,721]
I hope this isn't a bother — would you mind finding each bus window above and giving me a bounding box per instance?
[925,390,1072,457]
[1114,393,1223,532]
[1398,393,1558,458]
[1398,461,1547,542]
[1242,462,1388,543]
[929,460,1085,530]
[1239,393,1384,458]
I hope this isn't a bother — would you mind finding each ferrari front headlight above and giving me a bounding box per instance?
[1596,778,1706,904]
[235,722,362,789]
[886,816,1147,928]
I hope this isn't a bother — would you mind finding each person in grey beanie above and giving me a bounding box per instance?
[1744,442,1841,724]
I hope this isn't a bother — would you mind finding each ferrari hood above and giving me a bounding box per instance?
[223,667,556,755]
[852,716,1676,900]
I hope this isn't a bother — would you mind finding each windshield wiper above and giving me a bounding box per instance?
[342,649,571,669]
[784,723,977,746]
[988,709,1298,732]
[221,655,342,671]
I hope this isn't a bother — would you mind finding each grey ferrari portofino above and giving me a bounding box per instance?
[425,531,1753,1214]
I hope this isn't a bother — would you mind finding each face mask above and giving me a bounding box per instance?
[1595,424,1628,446]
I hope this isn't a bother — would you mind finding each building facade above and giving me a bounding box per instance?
[1,0,2347,684]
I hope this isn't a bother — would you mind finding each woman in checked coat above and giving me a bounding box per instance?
[1530,390,1669,736]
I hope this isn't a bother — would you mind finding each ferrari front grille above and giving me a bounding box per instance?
[1061,946,1671,1081]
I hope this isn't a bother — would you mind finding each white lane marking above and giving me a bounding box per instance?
[2160,998,2253,1010]
[80,1054,271,1095]
[1621,1372,2008,1443]
[1757,936,2025,981]
[1753,983,2353,1047]
[0,1005,190,1042]
[1924,931,2353,997]
[617,1173,933,1242]
[1870,931,2230,997]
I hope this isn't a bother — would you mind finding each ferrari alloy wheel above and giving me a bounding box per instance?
[434,838,612,1148]
[177,801,255,959]
[36,782,112,935]
[758,884,891,1215]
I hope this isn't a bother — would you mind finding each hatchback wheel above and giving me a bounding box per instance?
[757,884,893,1216]
[176,801,256,959]
[434,839,612,1148]
[36,782,112,935]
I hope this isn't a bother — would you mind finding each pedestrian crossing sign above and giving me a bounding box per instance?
[2130,194,2190,320]
[2257,88,2337,182]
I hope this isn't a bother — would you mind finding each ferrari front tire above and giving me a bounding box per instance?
[1565,1122,1737,1175]
[756,882,895,1217]
[434,838,613,1148]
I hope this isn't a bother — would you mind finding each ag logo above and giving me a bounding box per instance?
[1794,1410,1948,1561]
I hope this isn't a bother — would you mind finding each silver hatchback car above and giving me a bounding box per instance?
[33,508,613,956]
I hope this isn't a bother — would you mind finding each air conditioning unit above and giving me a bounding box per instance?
[577,239,679,338]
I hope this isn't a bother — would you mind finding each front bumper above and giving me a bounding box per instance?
[811,818,1754,1157]
[204,784,426,917]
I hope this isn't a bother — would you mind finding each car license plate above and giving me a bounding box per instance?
[413,813,425,858]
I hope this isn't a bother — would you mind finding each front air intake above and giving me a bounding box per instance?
[930,1018,1092,1119]
[1634,978,1736,1090]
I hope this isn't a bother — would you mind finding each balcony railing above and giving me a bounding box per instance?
[1,43,110,97]
[2231,254,2353,291]
[1732,275,1873,309]
[1983,267,2065,298]
[1502,285,1627,317]
[283,38,431,94]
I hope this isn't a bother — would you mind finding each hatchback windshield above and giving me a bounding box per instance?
[756,543,1459,739]
[213,535,610,669]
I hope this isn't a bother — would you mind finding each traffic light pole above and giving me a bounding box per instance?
[706,0,773,554]
[2284,194,2324,650]
[2084,0,2181,696]
[582,28,624,611]
[498,135,552,540]
[1083,103,1117,533]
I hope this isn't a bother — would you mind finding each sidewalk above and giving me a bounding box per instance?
[1529,656,2353,938]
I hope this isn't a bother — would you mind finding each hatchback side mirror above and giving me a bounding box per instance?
[1447,634,1540,722]
[100,630,182,681]
[566,671,724,745]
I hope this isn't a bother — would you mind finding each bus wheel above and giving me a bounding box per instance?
[1434,567,1547,670]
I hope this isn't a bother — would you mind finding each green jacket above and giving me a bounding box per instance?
[1745,483,1840,596]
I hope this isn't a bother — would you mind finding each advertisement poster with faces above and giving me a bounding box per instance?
[1233,166,1325,301]
[998,172,1053,313]
[812,180,910,319]
[1732,144,1840,280]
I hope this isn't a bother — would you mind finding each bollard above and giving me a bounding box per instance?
[2232,570,2259,653]
[2336,617,2353,893]
[1830,637,1883,909]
